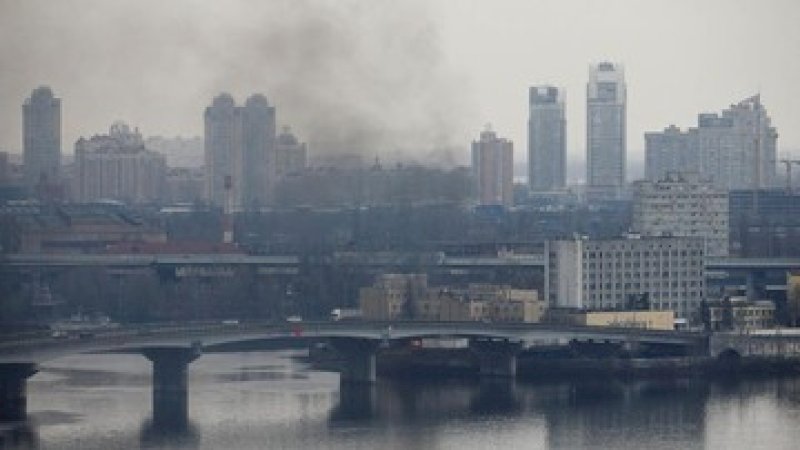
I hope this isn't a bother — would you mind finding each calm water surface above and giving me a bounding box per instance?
[5,351,800,449]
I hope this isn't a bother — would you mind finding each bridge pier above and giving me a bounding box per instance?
[329,338,379,384]
[470,339,522,378]
[142,345,202,429]
[0,363,37,422]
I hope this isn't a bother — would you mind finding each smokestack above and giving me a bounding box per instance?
[223,174,234,244]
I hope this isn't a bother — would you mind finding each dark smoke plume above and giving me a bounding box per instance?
[0,0,475,166]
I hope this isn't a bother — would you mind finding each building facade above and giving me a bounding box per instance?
[728,189,800,257]
[645,95,778,191]
[706,296,775,331]
[586,62,626,198]
[165,168,205,204]
[359,274,543,323]
[546,309,675,330]
[240,94,276,208]
[204,93,240,208]
[632,172,729,257]
[528,86,566,193]
[23,86,61,189]
[547,236,706,321]
[359,273,429,320]
[204,93,277,210]
[73,122,166,204]
[471,127,514,207]
[275,126,307,177]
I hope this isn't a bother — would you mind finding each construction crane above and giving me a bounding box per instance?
[777,158,800,193]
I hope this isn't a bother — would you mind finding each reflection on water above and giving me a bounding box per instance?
[9,351,800,450]
[139,418,200,450]
[0,421,37,450]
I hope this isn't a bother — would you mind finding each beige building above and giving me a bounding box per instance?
[360,274,543,323]
[546,309,675,330]
[359,274,428,321]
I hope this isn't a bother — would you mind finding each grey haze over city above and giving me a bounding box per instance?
[1,0,800,177]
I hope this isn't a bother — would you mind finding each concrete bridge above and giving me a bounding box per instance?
[709,330,800,359]
[4,252,799,271]
[0,321,704,426]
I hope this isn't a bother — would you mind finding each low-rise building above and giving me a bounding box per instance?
[545,308,675,330]
[359,274,428,321]
[0,203,165,253]
[359,274,544,323]
[706,296,775,331]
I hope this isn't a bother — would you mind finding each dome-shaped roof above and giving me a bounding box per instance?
[245,93,270,108]
[211,93,236,108]
[30,86,55,100]
[277,126,298,145]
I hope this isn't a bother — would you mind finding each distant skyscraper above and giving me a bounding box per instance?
[23,86,61,188]
[645,95,777,190]
[528,86,566,192]
[204,93,277,210]
[241,94,276,208]
[471,127,513,207]
[586,62,626,198]
[73,122,166,204]
[204,93,240,208]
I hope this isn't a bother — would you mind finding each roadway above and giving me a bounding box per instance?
[2,252,798,271]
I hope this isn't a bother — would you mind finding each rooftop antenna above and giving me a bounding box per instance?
[223,175,234,244]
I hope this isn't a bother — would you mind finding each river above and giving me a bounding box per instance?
[4,350,800,449]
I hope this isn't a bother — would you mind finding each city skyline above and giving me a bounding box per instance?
[1,1,799,175]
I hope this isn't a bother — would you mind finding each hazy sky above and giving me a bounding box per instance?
[1,0,799,178]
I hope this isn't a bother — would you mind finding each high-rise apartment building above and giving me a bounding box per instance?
[205,93,240,208]
[586,62,626,198]
[204,93,277,210]
[528,86,566,192]
[73,122,166,204]
[23,86,61,188]
[241,94,276,208]
[471,127,514,208]
[632,172,729,257]
[547,236,706,321]
[645,95,777,190]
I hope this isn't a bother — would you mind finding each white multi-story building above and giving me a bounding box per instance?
[547,236,706,321]
[23,86,61,188]
[632,172,729,257]
[471,127,513,208]
[586,62,626,199]
[528,86,566,193]
[645,95,777,190]
[73,122,166,204]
